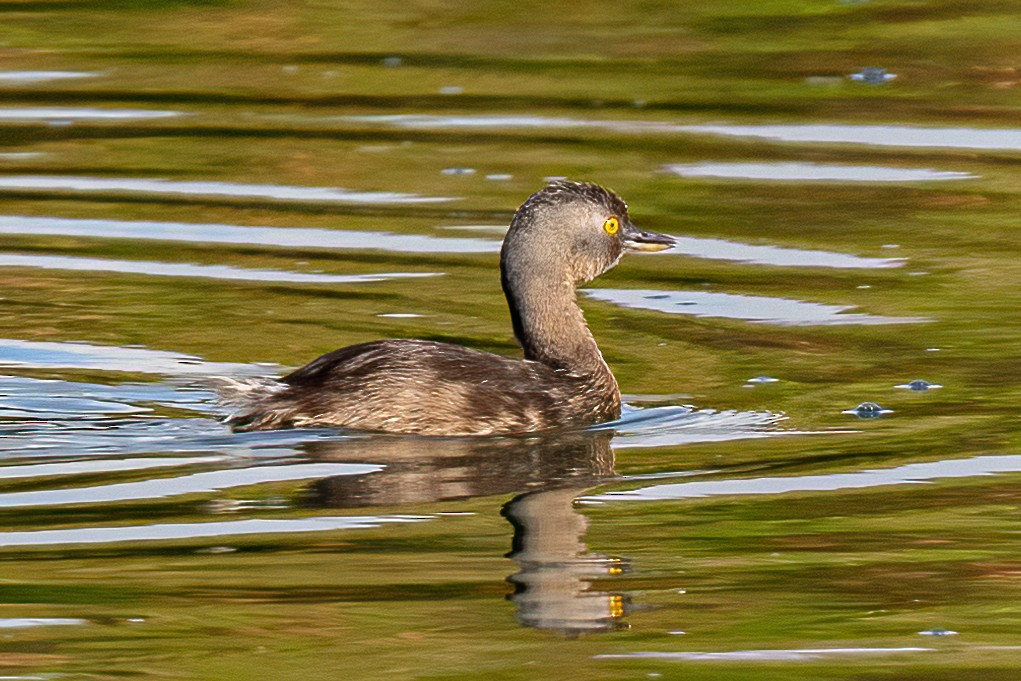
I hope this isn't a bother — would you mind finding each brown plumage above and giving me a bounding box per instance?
[222,180,674,436]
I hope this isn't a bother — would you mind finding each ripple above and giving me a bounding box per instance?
[0,107,180,121]
[0,416,343,460]
[0,617,89,628]
[595,648,931,661]
[0,374,210,406]
[0,253,442,284]
[676,124,1021,151]
[0,71,97,83]
[0,215,497,254]
[895,379,942,391]
[0,456,221,479]
[665,162,975,182]
[0,151,45,161]
[0,338,266,375]
[606,405,788,448]
[667,236,902,268]
[585,289,925,325]
[843,401,894,418]
[341,114,1021,153]
[0,175,454,204]
[0,515,431,547]
[588,454,1021,502]
[0,462,382,508]
[343,114,605,130]
[0,394,152,419]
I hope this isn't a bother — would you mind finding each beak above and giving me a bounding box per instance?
[622,222,675,252]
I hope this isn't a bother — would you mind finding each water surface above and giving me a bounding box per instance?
[1,2,1019,680]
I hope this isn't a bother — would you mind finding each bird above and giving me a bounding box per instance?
[221,180,674,436]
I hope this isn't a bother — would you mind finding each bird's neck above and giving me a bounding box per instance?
[503,271,615,383]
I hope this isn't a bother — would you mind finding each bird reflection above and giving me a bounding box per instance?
[302,429,630,634]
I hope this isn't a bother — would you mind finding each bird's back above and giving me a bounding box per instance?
[226,339,620,436]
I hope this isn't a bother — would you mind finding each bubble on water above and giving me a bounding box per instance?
[486,173,513,181]
[918,628,957,636]
[850,67,897,84]
[439,85,464,95]
[895,379,942,391]
[382,56,403,68]
[746,376,779,384]
[441,167,475,176]
[843,401,893,418]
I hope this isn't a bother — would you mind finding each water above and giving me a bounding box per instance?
[2,2,1021,679]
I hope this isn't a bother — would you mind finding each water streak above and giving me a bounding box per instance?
[0,456,221,479]
[589,454,1021,501]
[608,405,788,448]
[0,338,267,375]
[0,215,497,253]
[0,515,431,547]
[0,462,383,508]
[665,162,975,182]
[596,648,931,661]
[0,175,454,204]
[0,253,442,284]
[585,289,924,325]
[0,107,179,121]
[676,124,1021,151]
[0,617,89,628]
[0,71,96,83]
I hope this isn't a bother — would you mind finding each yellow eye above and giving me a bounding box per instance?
[603,216,619,235]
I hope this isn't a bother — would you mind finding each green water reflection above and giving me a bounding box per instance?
[2,0,1021,679]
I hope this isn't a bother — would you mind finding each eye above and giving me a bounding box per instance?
[603,216,619,235]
